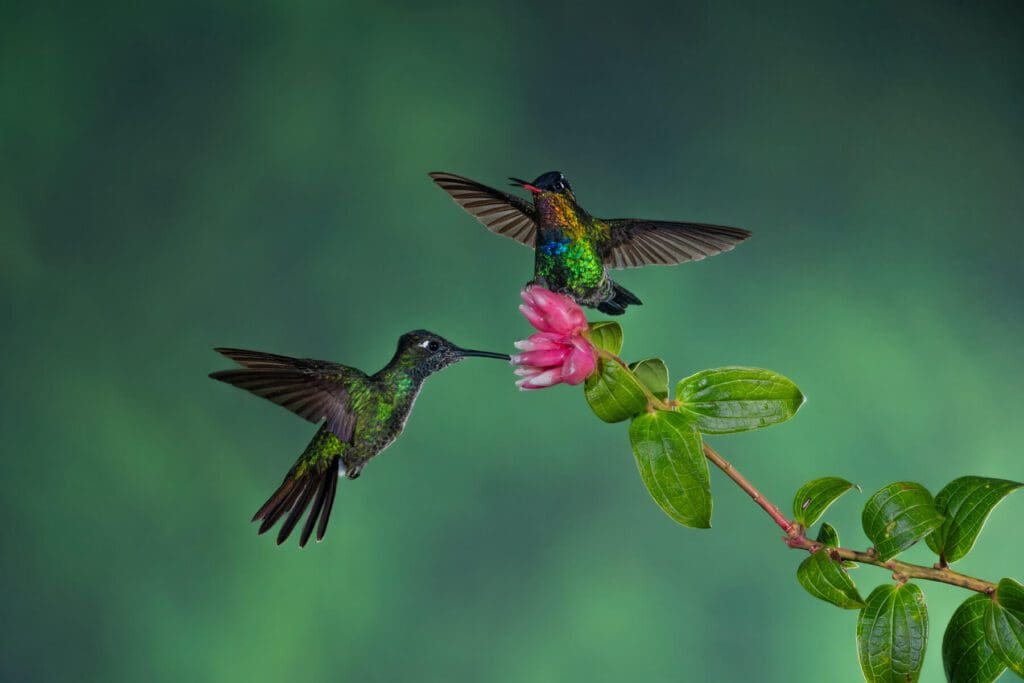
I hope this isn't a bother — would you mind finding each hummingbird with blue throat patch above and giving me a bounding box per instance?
[210,331,509,546]
[430,171,751,315]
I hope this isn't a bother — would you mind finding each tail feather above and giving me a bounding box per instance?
[277,479,318,545]
[597,281,643,316]
[300,472,333,547]
[316,473,339,542]
[253,455,341,546]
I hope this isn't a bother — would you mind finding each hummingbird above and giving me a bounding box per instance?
[430,171,751,315]
[210,331,509,546]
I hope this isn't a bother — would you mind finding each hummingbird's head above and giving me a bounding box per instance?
[397,330,510,375]
[509,171,574,198]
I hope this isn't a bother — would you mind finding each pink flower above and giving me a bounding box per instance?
[512,287,597,390]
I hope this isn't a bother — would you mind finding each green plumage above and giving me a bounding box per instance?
[210,331,508,546]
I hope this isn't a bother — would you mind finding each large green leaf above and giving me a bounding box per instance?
[628,411,711,529]
[674,366,805,434]
[793,477,857,527]
[861,482,944,561]
[984,578,1024,676]
[926,476,1022,564]
[586,321,622,355]
[943,593,1006,683]
[796,548,865,609]
[583,357,648,423]
[857,583,929,683]
[628,358,669,400]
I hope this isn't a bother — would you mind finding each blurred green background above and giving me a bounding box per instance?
[3,1,1022,681]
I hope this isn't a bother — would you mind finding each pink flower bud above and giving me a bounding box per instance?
[512,286,598,390]
[519,287,589,336]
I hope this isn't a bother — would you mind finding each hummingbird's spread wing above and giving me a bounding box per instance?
[210,348,360,442]
[601,219,752,269]
[429,172,537,247]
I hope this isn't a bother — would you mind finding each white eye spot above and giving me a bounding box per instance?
[419,340,432,349]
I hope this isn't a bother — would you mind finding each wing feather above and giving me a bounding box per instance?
[429,172,537,247]
[602,219,751,269]
[210,348,361,442]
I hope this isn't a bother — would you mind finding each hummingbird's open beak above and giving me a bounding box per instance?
[457,347,511,361]
[509,177,542,194]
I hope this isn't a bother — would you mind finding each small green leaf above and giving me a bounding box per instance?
[586,321,622,355]
[816,522,841,547]
[583,357,648,423]
[628,411,711,529]
[674,366,805,434]
[857,583,929,683]
[816,523,856,568]
[984,578,1024,676]
[793,477,857,527]
[926,476,1022,564]
[943,593,1006,683]
[628,358,669,400]
[796,548,866,609]
[861,482,944,561]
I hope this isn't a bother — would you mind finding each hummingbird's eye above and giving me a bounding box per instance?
[427,340,440,352]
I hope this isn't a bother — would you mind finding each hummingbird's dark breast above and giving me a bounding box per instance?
[342,374,420,470]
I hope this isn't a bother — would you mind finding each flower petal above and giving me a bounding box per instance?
[520,288,538,308]
[525,287,581,334]
[513,333,563,352]
[514,348,569,368]
[518,303,552,333]
[517,368,562,389]
[561,345,597,385]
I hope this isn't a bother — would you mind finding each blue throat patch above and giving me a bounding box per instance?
[539,236,570,256]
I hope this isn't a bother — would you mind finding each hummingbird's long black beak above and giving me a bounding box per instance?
[509,177,542,194]
[457,347,511,361]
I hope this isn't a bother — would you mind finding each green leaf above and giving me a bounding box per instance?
[943,593,1006,683]
[674,366,805,434]
[816,522,841,547]
[793,477,857,527]
[583,357,648,423]
[628,411,711,529]
[857,583,929,683]
[984,578,1024,676]
[861,482,945,561]
[926,476,1022,564]
[796,548,866,609]
[816,523,857,568]
[586,321,622,355]
[628,358,669,400]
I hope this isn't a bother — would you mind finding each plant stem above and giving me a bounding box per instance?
[700,442,998,595]
[702,443,796,535]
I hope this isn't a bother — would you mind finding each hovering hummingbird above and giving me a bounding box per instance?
[210,331,509,546]
[430,171,751,315]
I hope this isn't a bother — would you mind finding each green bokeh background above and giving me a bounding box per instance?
[3,2,1022,681]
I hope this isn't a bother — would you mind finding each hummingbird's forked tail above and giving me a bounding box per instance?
[253,451,341,547]
[597,281,643,316]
